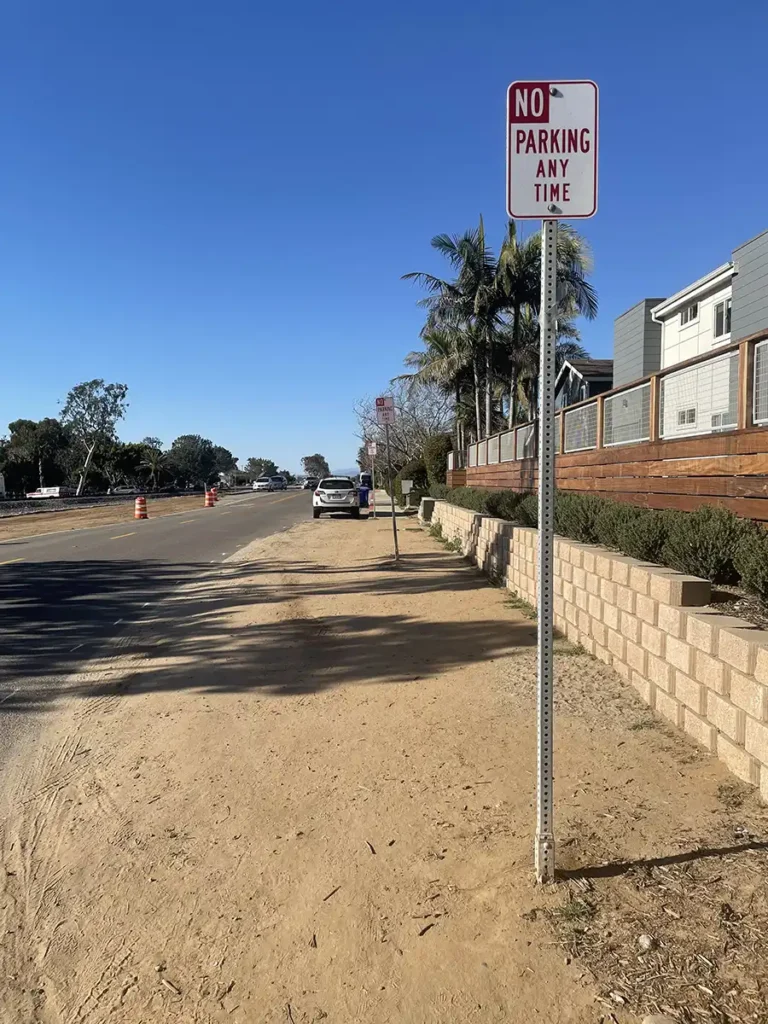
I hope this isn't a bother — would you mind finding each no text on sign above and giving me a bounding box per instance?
[375,396,396,426]
[506,80,598,219]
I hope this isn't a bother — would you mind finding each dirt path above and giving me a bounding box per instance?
[2,515,768,1023]
[0,494,216,542]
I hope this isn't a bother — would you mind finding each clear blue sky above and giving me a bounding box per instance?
[2,0,767,471]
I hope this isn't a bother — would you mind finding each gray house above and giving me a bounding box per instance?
[613,227,768,389]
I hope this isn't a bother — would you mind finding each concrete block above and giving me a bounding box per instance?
[631,671,655,705]
[717,734,761,786]
[665,636,693,675]
[626,639,647,675]
[562,581,574,604]
[693,651,727,694]
[569,546,584,568]
[595,554,612,578]
[590,618,607,647]
[575,589,589,612]
[686,614,718,656]
[613,658,630,682]
[706,692,746,743]
[611,557,632,586]
[718,627,768,675]
[603,603,619,631]
[657,604,686,639]
[620,611,641,645]
[655,689,682,728]
[566,621,580,644]
[588,594,603,621]
[553,595,565,619]
[641,622,666,658]
[647,653,672,692]
[745,716,768,766]
[629,564,653,596]
[586,572,600,596]
[607,629,626,662]
[635,593,658,625]
[565,603,578,627]
[578,633,595,656]
[730,671,768,721]
[649,569,711,607]
[761,765,768,805]
[594,643,611,665]
[554,577,563,597]
[616,585,635,614]
[582,550,596,573]
[754,646,768,686]
[578,609,591,635]
[600,578,617,604]
[683,708,717,751]
[572,566,586,591]
[674,671,705,714]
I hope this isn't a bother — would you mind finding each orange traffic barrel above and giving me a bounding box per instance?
[204,490,215,508]
[134,496,148,520]
[211,485,219,502]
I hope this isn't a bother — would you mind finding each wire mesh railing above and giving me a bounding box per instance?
[659,350,738,439]
[603,382,651,446]
[564,402,598,452]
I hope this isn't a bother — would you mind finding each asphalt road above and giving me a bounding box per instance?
[0,489,309,778]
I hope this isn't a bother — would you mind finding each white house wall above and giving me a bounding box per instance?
[661,282,732,368]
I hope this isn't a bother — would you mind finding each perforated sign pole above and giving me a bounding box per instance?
[385,423,399,561]
[536,218,558,884]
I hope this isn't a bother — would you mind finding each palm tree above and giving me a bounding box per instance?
[403,218,499,438]
[496,222,597,427]
[394,327,473,449]
[140,446,166,491]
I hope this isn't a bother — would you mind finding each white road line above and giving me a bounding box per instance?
[70,643,84,652]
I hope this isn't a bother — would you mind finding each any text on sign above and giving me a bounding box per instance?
[367,441,378,456]
[375,396,395,426]
[506,80,598,219]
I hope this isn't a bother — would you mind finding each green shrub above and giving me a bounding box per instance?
[445,486,491,512]
[393,457,428,506]
[484,489,524,520]
[422,434,454,488]
[554,492,603,543]
[661,504,747,583]
[616,509,670,563]
[517,493,539,527]
[734,524,768,600]
[593,501,643,550]
[429,483,449,500]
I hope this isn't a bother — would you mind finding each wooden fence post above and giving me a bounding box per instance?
[649,374,660,442]
[595,396,605,449]
[738,340,753,430]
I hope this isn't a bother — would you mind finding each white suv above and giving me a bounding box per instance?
[253,477,272,491]
[312,477,360,519]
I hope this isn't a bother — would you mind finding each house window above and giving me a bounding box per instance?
[714,298,732,340]
[677,408,696,426]
[680,303,699,326]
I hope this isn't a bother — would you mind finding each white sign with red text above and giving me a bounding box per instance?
[375,396,396,426]
[506,80,598,219]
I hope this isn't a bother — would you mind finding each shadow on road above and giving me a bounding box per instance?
[0,551,535,710]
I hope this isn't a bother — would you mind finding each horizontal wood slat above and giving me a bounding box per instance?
[461,425,768,520]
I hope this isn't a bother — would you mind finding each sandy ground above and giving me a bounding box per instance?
[2,512,768,1023]
[0,494,216,542]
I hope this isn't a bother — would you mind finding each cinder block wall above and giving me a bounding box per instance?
[431,501,768,800]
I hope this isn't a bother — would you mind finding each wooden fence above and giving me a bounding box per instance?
[446,329,768,520]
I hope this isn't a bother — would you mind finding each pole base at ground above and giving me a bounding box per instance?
[535,833,555,883]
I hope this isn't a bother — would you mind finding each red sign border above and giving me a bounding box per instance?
[506,79,599,220]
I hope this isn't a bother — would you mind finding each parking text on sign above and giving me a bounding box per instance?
[506,80,598,220]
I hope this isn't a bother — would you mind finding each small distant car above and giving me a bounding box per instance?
[312,477,360,519]
[253,477,272,491]
[303,478,318,490]
[270,476,287,491]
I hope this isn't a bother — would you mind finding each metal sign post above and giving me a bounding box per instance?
[536,218,558,883]
[506,79,599,884]
[367,441,378,518]
[376,398,399,561]
[385,423,399,560]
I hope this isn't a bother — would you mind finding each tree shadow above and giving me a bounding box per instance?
[0,552,534,710]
